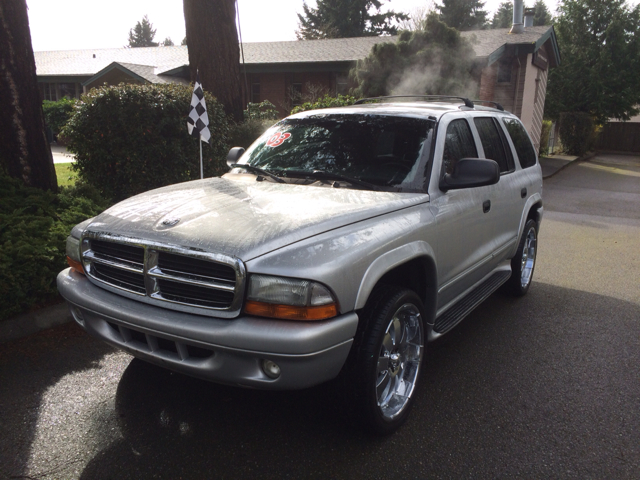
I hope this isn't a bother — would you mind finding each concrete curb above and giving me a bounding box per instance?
[0,301,71,344]
[542,151,598,179]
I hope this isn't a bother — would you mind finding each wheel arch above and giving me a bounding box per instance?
[354,242,438,326]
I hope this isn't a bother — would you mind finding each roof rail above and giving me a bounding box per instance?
[354,95,475,109]
[471,100,505,111]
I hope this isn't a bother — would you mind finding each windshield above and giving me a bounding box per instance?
[239,114,434,192]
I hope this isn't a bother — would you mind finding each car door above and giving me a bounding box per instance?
[430,116,497,310]
[471,115,525,264]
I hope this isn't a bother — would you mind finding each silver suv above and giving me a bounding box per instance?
[58,96,543,434]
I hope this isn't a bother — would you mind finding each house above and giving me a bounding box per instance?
[34,21,559,151]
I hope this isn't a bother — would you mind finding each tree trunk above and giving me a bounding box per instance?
[183,0,244,122]
[0,0,57,191]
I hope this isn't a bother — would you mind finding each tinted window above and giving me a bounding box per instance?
[474,117,511,173]
[242,114,433,190]
[443,119,478,175]
[502,118,537,169]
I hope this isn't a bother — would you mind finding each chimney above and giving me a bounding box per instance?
[510,0,524,34]
[524,8,535,27]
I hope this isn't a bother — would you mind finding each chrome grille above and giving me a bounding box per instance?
[81,233,245,318]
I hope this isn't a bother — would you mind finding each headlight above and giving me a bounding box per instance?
[245,274,338,321]
[65,235,84,274]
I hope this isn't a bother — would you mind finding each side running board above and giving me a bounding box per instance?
[434,270,511,334]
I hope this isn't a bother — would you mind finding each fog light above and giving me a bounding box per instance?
[261,359,281,379]
[70,306,85,327]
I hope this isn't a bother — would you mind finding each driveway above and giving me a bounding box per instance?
[1,153,639,479]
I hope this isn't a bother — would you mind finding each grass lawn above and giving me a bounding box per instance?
[55,163,78,187]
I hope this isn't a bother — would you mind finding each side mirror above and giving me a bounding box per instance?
[440,158,500,191]
[226,147,246,168]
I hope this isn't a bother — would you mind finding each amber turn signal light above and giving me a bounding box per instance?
[245,301,337,321]
[66,256,85,274]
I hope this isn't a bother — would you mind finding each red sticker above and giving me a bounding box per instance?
[265,132,291,147]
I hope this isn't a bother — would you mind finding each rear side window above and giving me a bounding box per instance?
[443,119,478,175]
[502,118,537,169]
[474,117,513,173]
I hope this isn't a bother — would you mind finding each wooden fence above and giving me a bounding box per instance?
[596,122,640,153]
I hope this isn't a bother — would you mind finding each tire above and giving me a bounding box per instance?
[505,218,538,296]
[346,286,426,435]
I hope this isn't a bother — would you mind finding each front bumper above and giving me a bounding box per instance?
[57,268,358,390]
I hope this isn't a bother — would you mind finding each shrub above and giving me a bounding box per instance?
[0,171,109,321]
[538,120,553,157]
[62,83,230,202]
[228,119,276,149]
[244,100,279,121]
[42,97,76,141]
[290,94,358,115]
[558,112,595,156]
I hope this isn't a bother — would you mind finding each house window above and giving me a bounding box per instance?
[251,83,260,103]
[335,73,348,95]
[39,82,56,101]
[291,83,303,106]
[497,59,512,83]
[59,82,77,99]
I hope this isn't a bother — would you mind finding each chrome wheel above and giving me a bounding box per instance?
[520,226,537,289]
[376,303,424,420]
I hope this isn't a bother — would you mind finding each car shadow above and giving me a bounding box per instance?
[76,282,640,479]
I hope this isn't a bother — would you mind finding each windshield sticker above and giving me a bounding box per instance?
[265,132,291,147]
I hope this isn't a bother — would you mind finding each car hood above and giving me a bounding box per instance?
[85,177,428,261]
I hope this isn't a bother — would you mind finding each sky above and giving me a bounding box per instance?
[26,0,637,52]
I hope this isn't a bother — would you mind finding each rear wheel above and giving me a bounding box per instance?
[346,286,425,435]
[505,219,538,296]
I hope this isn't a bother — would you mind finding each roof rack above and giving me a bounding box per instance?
[354,95,475,109]
[471,100,505,111]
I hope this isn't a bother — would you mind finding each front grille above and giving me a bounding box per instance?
[82,233,245,318]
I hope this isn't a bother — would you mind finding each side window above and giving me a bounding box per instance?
[502,118,537,169]
[443,119,478,175]
[473,117,513,174]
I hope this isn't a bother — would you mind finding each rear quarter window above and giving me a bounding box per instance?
[502,118,537,169]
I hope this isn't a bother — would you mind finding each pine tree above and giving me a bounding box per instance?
[491,1,513,28]
[183,0,243,122]
[532,0,552,25]
[437,0,489,31]
[0,0,57,191]
[162,37,174,46]
[546,0,640,123]
[296,0,408,39]
[128,15,158,48]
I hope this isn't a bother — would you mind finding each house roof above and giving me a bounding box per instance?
[34,26,559,79]
[82,62,189,86]
[461,25,560,66]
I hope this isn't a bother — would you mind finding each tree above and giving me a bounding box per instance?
[128,15,158,47]
[491,1,513,28]
[546,0,640,123]
[437,0,489,31]
[162,37,174,46]
[183,0,244,122]
[532,0,553,25]
[352,13,479,97]
[398,3,436,31]
[296,0,408,39]
[0,0,57,191]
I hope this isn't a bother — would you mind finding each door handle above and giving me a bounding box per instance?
[483,200,491,213]
[521,187,527,198]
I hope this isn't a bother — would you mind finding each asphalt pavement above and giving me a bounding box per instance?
[1,153,639,479]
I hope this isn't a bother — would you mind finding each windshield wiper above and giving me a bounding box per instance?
[230,164,285,184]
[285,170,380,191]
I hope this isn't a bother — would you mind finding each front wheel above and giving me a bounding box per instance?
[505,219,538,296]
[346,286,426,435]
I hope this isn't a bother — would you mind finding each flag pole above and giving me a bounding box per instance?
[199,134,203,179]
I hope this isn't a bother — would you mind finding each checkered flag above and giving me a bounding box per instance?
[187,72,211,143]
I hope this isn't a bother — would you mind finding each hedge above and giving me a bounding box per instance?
[0,172,109,321]
[559,112,595,156]
[290,94,358,115]
[62,83,230,202]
